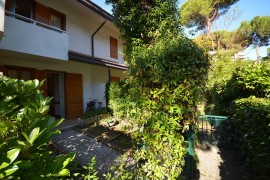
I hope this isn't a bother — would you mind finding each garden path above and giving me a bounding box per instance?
[196,132,243,180]
[52,128,121,176]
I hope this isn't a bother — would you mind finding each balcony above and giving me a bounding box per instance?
[0,11,69,60]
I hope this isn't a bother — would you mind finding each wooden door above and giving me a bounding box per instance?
[65,73,83,119]
[35,70,47,96]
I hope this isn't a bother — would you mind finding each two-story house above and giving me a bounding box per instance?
[0,0,127,119]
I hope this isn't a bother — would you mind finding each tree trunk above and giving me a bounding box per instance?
[206,20,211,38]
[255,46,261,64]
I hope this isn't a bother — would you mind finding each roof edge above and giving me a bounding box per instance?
[77,0,114,22]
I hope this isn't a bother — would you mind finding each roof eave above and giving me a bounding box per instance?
[76,0,114,22]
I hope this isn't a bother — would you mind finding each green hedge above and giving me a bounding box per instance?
[214,61,270,115]
[220,97,270,179]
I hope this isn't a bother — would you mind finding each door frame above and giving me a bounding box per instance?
[46,71,65,118]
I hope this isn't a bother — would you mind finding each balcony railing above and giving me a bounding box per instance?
[5,11,66,34]
[1,11,69,60]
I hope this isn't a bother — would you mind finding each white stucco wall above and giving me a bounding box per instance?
[95,23,124,63]
[0,0,5,38]
[36,0,124,63]
[0,16,69,60]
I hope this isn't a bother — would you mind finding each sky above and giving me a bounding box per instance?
[93,0,270,60]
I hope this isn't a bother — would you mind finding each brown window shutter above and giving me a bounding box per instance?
[34,70,48,96]
[110,37,118,59]
[110,76,120,82]
[65,73,83,119]
[35,2,50,25]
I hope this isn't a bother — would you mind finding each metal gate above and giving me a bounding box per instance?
[197,115,228,132]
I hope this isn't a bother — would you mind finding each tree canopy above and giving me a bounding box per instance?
[179,0,239,37]
[237,16,270,63]
[193,30,245,56]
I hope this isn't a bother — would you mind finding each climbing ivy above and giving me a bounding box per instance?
[106,0,210,178]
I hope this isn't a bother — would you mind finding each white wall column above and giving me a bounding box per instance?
[0,0,6,40]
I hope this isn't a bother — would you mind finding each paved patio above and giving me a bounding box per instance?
[56,118,80,130]
[52,128,122,176]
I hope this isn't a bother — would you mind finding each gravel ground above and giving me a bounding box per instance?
[52,129,122,176]
[196,144,222,180]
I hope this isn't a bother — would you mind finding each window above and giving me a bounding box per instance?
[110,37,118,59]
[5,0,33,19]
[6,66,34,81]
[35,2,66,30]
[50,9,66,30]
[5,0,66,31]
[15,0,33,19]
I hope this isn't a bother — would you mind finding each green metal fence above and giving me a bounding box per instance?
[197,115,228,133]
[184,115,229,179]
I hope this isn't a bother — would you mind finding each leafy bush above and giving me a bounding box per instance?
[220,97,270,179]
[205,57,251,114]
[0,76,75,178]
[213,61,270,179]
[213,61,270,115]
[106,0,210,178]
[108,80,141,120]
[107,34,209,179]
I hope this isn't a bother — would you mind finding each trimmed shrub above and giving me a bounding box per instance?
[220,97,270,179]
[214,61,270,115]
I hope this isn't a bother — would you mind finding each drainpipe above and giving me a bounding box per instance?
[108,67,111,83]
[91,19,106,56]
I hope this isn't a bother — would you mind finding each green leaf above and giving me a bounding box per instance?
[0,149,20,170]
[28,127,40,144]
[57,169,70,176]
[0,165,19,178]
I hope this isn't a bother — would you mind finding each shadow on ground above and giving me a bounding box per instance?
[197,130,243,180]
[74,125,133,153]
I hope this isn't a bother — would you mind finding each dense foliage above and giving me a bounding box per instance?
[210,61,270,179]
[106,0,210,178]
[205,57,250,114]
[212,61,270,115]
[0,76,75,178]
[219,97,270,179]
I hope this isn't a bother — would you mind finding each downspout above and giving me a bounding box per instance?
[106,67,111,108]
[108,67,111,83]
[91,19,106,56]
